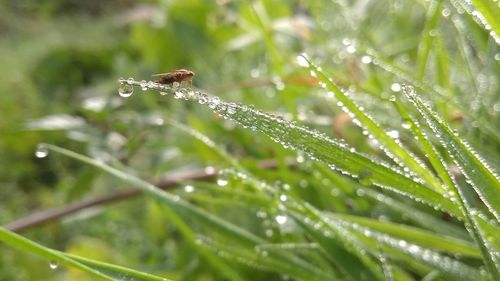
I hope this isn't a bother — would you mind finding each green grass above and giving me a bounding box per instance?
[0,1,499,280]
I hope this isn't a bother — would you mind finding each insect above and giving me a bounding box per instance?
[152,69,195,85]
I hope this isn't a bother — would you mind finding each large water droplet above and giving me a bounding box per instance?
[296,54,310,67]
[275,215,288,224]
[49,260,59,270]
[118,83,134,97]
[35,144,49,158]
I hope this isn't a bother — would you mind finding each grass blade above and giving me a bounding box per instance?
[403,85,500,279]
[0,227,169,281]
[299,55,445,193]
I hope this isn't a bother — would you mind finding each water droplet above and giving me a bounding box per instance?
[402,121,411,129]
[140,80,147,91]
[127,77,134,85]
[361,55,372,64]
[49,260,58,269]
[279,194,287,202]
[217,174,228,186]
[441,8,451,17]
[174,91,184,99]
[118,83,134,97]
[184,185,195,193]
[35,144,49,158]
[275,215,287,224]
[358,168,373,186]
[198,93,208,104]
[296,54,310,67]
[391,83,401,92]
[227,103,237,115]
[208,97,220,109]
[386,130,400,139]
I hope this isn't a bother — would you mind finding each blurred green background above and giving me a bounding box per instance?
[0,0,499,280]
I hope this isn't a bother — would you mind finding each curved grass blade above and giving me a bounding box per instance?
[392,101,456,192]
[0,227,169,281]
[117,79,462,218]
[331,217,481,281]
[471,0,500,42]
[332,213,480,258]
[288,202,386,281]
[299,55,445,193]
[403,86,500,221]
[403,85,500,279]
[362,188,470,240]
[61,253,171,281]
[42,144,331,281]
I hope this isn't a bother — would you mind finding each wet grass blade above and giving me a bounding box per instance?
[300,55,445,193]
[0,227,169,281]
[403,85,500,279]
[119,79,462,218]
[403,86,500,221]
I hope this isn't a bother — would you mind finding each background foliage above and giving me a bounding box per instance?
[0,0,499,280]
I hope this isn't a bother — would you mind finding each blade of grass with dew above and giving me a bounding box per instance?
[300,55,445,193]
[393,100,456,192]
[157,204,246,281]
[43,144,332,281]
[403,86,500,221]
[330,217,481,281]
[331,213,480,258]
[416,0,443,79]
[451,0,500,44]
[361,188,470,240]
[197,236,338,280]
[60,253,171,281]
[471,0,500,39]
[403,85,500,279]
[0,227,169,281]
[287,201,386,281]
[117,79,463,218]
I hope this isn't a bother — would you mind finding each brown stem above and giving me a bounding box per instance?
[5,159,291,233]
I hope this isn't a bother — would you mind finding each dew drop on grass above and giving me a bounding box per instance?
[184,185,195,193]
[49,260,59,270]
[217,174,228,186]
[275,215,288,225]
[296,54,310,67]
[35,144,49,158]
[361,55,372,64]
[226,103,237,115]
[208,97,220,109]
[140,80,147,91]
[126,77,134,85]
[118,83,134,97]
[391,83,401,92]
